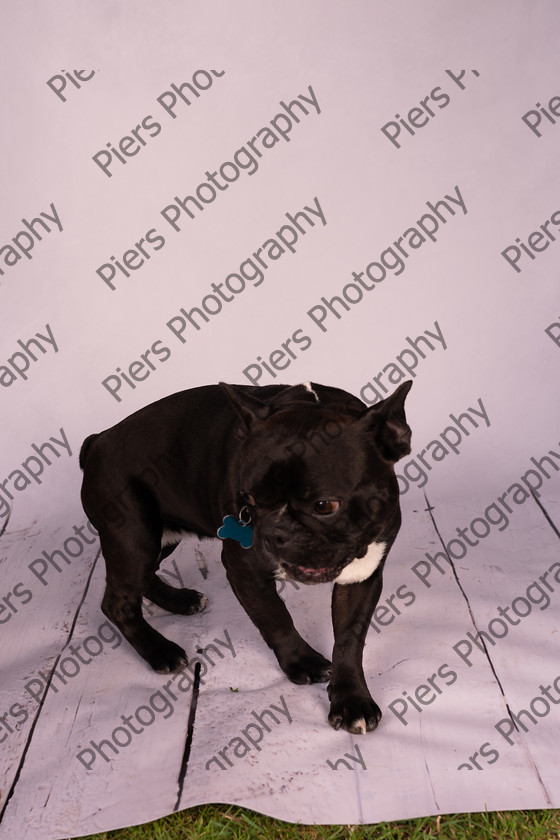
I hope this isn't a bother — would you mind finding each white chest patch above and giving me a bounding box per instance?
[334,541,386,585]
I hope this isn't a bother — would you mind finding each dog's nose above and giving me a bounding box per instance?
[263,522,290,549]
[271,529,290,548]
[263,512,292,550]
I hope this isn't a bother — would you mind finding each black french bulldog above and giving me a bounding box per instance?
[79,380,412,734]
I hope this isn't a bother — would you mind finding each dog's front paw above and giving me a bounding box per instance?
[147,639,189,674]
[328,689,382,734]
[278,644,332,685]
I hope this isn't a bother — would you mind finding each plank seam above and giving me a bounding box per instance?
[0,544,102,824]
[423,491,553,807]
[174,660,202,812]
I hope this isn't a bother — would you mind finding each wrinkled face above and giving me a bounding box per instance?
[236,407,400,585]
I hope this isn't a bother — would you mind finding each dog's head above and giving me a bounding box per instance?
[220,381,412,586]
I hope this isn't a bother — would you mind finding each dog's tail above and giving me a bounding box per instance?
[79,434,99,469]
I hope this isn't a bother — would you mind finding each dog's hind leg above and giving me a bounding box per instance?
[145,574,208,615]
[101,582,189,674]
[99,516,190,674]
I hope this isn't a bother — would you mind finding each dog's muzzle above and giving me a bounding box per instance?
[277,555,355,585]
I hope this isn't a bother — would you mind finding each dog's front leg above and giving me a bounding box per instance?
[221,544,332,685]
[328,567,384,734]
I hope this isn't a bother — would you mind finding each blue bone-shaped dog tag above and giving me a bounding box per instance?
[217,514,253,549]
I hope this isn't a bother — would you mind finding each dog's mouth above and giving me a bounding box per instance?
[279,557,352,585]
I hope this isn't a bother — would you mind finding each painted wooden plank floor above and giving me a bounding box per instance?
[0,2,559,837]
[1,480,559,839]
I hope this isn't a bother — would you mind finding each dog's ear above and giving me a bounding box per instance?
[361,380,412,462]
[219,383,270,430]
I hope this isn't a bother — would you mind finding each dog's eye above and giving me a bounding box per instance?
[313,499,340,516]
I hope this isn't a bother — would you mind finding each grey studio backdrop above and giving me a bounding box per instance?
[1,2,560,838]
